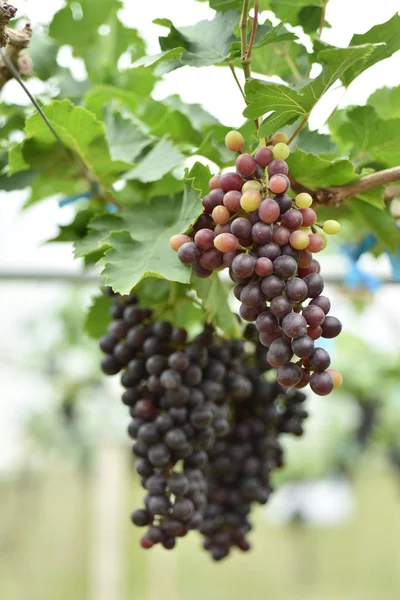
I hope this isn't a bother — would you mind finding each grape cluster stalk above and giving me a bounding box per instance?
[171,131,343,396]
[99,291,308,560]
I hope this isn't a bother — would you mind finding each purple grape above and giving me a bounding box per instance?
[303,273,324,298]
[310,295,331,315]
[240,303,264,322]
[254,147,273,168]
[273,255,297,279]
[192,261,212,278]
[309,347,331,372]
[270,296,292,320]
[194,228,215,250]
[232,253,256,278]
[310,371,334,396]
[261,275,285,298]
[277,363,303,387]
[234,283,246,300]
[281,244,300,261]
[252,222,272,245]
[267,338,293,366]
[274,193,292,214]
[178,242,202,265]
[302,305,325,326]
[193,214,214,231]
[240,282,263,308]
[200,248,224,270]
[231,218,252,240]
[281,209,303,230]
[321,316,342,338]
[282,313,307,338]
[220,172,243,192]
[236,153,257,177]
[285,278,308,303]
[268,159,288,176]
[258,242,281,261]
[255,311,279,333]
[272,225,290,246]
[291,335,314,358]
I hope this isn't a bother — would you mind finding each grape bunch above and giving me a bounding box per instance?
[99,292,309,560]
[170,130,343,396]
[200,325,307,561]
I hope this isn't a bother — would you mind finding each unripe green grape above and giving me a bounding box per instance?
[319,230,328,248]
[323,219,341,235]
[169,234,191,252]
[240,189,262,212]
[272,132,289,145]
[290,230,310,250]
[242,180,262,192]
[273,143,290,160]
[225,130,244,152]
[295,192,313,208]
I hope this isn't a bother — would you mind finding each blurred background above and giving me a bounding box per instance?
[1,1,400,599]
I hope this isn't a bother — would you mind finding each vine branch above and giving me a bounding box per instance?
[0,2,32,89]
[290,166,400,206]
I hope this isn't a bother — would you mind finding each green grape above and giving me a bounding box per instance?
[289,230,310,250]
[272,132,289,145]
[295,193,313,209]
[242,180,262,192]
[240,189,262,212]
[272,143,290,160]
[323,220,341,235]
[225,130,244,152]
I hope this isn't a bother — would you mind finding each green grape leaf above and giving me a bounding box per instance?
[230,21,297,58]
[74,213,125,259]
[161,95,219,130]
[104,107,152,163]
[137,98,201,145]
[334,106,400,168]
[84,86,140,120]
[135,11,238,69]
[341,14,400,87]
[191,273,241,338]
[208,0,270,10]
[270,0,326,32]
[8,143,30,174]
[50,208,100,242]
[244,44,376,137]
[357,188,385,210]
[124,138,184,183]
[100,178,203,293]
[288,149,358,189]
[347,200,400,253]
[186,161,213,197]
[295,127,338,155]
[84,293,112,339]
[368,85,400,121]
[250,38,309,84]
[27,35,59,81]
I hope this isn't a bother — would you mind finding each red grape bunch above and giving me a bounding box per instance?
[170,130,343,396]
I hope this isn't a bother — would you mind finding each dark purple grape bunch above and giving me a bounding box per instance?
[200,329,308,561]
[170,131,343,396]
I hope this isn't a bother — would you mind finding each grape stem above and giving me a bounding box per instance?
[246,0,259,62]
[289,166,400,205]
[228,61,247,102]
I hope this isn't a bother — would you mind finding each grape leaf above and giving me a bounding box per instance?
[230,21,297,58]
[341,14,400,87]
[104,107,152,163]
[84,86,140,119]
[27,35,59,81]
[368,85,400,121]
[295,128,337,155]
[270,0,326,31]
[250,39,309,84]
[334,106,400,168]
[135,11,238,69]
[100,179,203,293]
[244,45,376,137]
[347,201,400,253]
[191,273,241,338]
[84,293,112,339]
[288,149,358,189]
[74,213,125,259]
[208,0,270,10]
[162,95,219,130]
[137,98,201,145]
[50,208,100,242]
[124,138,184,183]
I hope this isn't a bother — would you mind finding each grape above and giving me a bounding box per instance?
[321,316,342,338]
[243,181,262,193]
[231,218,252,239]
[274,193,292,214]
[255,311,278,333]
[291,335,314,358]
[202,188,224,213]
[323,220,341,235]
[273,143,290,160]
[131,509,151,527]
[220,172,244,193]
[146,495,171,516]
[239,303,264,322]
[259,329,281,347]
[214,233,239,252]
[302,305,325,326]
[223,190,242,212]
[172,498,195,521]
[281,244,300,261]
[261,275,285,298]
[165,428,188,450]
[307,325,322,340]
[327,369,343,389]
[270,296,292,320]
[298,249,312,268]
[209,175,221,190]
[109,319,130,338]
[252,222,272,245]
[273,255,297,279]
[194,214,214,232]
[232,254,256,278]
[268,159,288,176]
[168,352,189,372]
[160,369,181,390]
[212,205,230,224]
[148,443,171,467]
[272,132,289,145]
[240,282,263,308]
[310,371,334,396]
[310,295,331,315]
[277,363,302,387]
[269,174,289,195]
[308,234,324,253]
[281,209,303,230]
[282,313,307,338]
[299,207,317,226]
[214,223,231,236]
[254,147,273,168]
[272,225,290,246]
[240,189,262,212]
[193,261,211,279]
[290,230,310,250]
[99,334,118,354]
[258,242,281,261]
[295,193,313,208]
[223,251,239,268]
[303,273,324,297]
[162,537,176,550]
[101,355,121,375]
[236,153,257,177]
[225,130,244,152]
[170,234,191,251]
[267,338,293,367]
[178,242,202,264]
[255,257,273,277]
[259,199,280,224]
[194,228,215,250]
[309,347,331,372]
[285,278,308,303]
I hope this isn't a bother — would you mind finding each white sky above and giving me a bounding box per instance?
[0,0,400,469]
